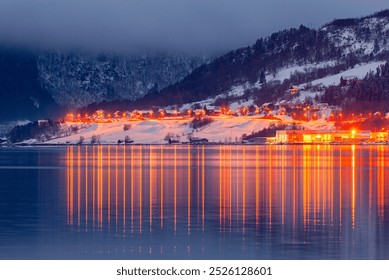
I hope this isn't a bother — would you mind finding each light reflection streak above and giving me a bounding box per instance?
[92,146,95,227]
[369,146,372,218]
[315,145,319,227]
[281,146,285,225]
[219,145,222,228]
[292,146,296,228]
[131,146,134,231]
[160,146,164,229]
[242,146,246,230]
[378,146,385,220]
[149,145,153,230]
[339,147,342,230]
[255,146,259,226]
[99,145,103,229]
[139,146,143,234]
[202,146,205,232]
[174,146,177,232]
[196,147,200,224]
[123,145,126,232]
[352,145,356,229]
[85,146,88,228]
[268,145,273,229]
[115,146,118,231]
[187,146,191,234]
[65,145,388,249]
[107,146,111,227]
[303,145,308,228]
[77,146,81,228]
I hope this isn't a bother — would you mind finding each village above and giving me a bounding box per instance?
[60,89,389,145]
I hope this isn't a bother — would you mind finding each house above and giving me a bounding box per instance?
[370,131,388,142]
[276,130,304,143]
[261,103,274,112]
[194,109,206,116]
[276,129,372,144]
[165,109,179,117]
[133,110,154,119]
[124,111,134,119]
[190,137,209,144]
[179,107,193,117]
[37,120,49,126]
[95,109,105,119]
[207,106,222,116]
[289,86,299,94]
[237,106,248,116]
[65,113,74,122]
[157,109,166,118]
[114,111,122,118]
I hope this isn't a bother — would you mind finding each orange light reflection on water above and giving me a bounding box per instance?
[65,145,388,245]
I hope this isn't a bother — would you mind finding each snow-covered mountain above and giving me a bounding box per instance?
[135,10,389,110]
[2,10,389,122]
[323,13,389,56]
[37,52,209,107]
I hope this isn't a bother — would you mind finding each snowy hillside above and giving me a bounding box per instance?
[43,116,327,145]
[171,60,387,114]
[137,10,389,111]
[323,13,389,56]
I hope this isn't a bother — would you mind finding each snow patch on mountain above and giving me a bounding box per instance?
[266,60,338,83]
[323,15,389,55]
[300,61,386,87]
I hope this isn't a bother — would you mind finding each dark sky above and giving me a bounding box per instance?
[0,0,388,55]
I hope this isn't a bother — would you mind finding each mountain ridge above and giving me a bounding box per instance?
[128,9,388,110]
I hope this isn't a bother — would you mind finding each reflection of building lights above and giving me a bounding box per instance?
[64,144,386,249]
[351,129,356,139]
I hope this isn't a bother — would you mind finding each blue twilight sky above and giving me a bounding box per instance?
[0,0,388,54]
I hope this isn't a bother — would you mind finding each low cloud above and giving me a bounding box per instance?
[0,0,387,54]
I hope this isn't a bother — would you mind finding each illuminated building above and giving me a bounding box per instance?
[289,86,299,94]
[370,131,388,142]
[276,130,372,144]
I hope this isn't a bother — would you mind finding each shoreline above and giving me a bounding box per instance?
[1,142,388,148]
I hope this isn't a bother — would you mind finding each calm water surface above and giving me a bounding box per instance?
[0,145,388,259]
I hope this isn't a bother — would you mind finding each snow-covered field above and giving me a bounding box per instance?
[42,116,335,145]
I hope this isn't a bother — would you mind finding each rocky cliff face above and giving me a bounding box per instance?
[36,51,209,107]
[0,48,58,121]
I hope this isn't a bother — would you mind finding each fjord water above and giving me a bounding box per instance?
[0,145,388,259]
